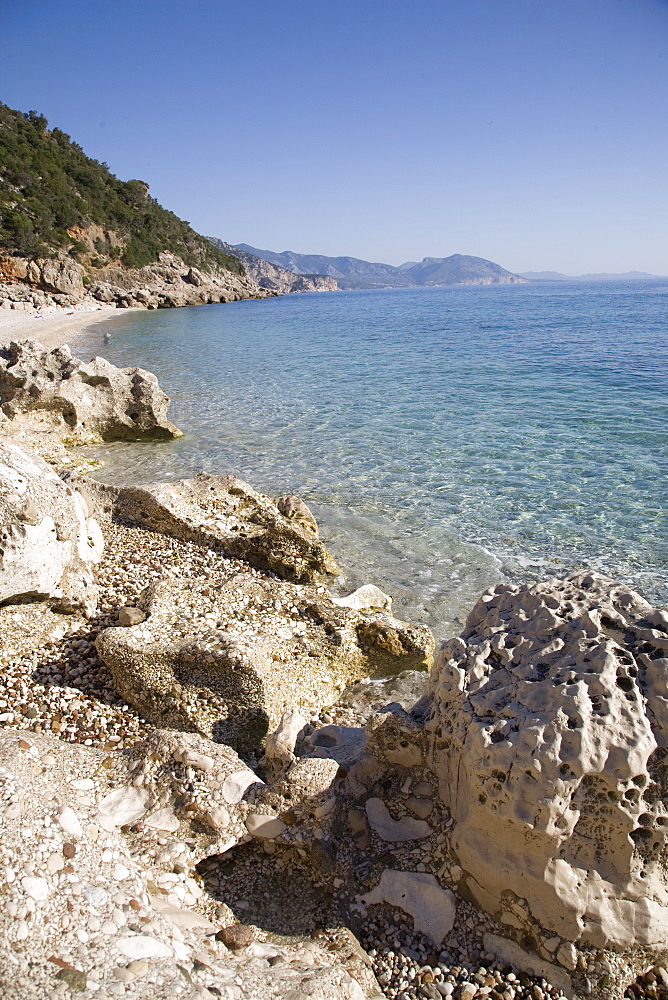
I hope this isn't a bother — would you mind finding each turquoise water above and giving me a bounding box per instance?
[80,281,668,639]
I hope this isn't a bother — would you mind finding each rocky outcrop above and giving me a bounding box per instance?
[0,254,86,303]
[208,238,339,294]
[0,340,182,441]
[307,572,668,1000]
[109,473,339,583]
[87,251,272,309]
[0,441,102,613]
[426,573,668,955]
[95,571,434,749]
[0,249,273,313]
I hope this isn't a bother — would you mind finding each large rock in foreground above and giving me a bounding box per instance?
[0,441,103,613]
[428,572,668,955]
[0,340,182,441]
[96,571,434,749]
[112,473,339,583]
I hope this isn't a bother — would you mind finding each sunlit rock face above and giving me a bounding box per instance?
[426,571,668,952]
[0,440,102,613]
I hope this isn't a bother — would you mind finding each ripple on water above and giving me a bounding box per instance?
[80,280,668,637]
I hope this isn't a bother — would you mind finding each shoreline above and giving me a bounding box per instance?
[0,303,138,352]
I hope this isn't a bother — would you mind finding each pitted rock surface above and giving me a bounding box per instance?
[425,571,668,955]
[0,339,181,441]
[0,440,102,613]
[111,472,340,583]
[95,572,434,748]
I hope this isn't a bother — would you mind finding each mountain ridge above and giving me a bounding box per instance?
[236,244,527,289]
[208,238,338,293]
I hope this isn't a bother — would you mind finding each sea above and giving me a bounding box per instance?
[77,280,668,642]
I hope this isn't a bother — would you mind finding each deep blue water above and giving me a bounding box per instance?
[79,281,668,639]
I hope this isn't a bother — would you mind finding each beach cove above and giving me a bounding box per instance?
[0,291,667,1000]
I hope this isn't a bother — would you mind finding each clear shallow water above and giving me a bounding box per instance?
[79,281,668,640]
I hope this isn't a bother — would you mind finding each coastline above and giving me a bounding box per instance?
[0,303,137,352]
[0,331,664,1000]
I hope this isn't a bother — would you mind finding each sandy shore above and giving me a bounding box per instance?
[0,304,139,352]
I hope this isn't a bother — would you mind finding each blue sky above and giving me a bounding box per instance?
[2,0,667,273]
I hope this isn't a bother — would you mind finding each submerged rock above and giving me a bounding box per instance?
[0,339,182,441]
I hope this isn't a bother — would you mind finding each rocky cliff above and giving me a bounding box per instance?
[208,238,339,293]
[0,249,272,313]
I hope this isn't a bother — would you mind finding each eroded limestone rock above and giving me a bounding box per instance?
[0,440,102,613]
[95,571,434,748]
[0,340,181,441]
[112,473,338,584]
[425,572,668,956]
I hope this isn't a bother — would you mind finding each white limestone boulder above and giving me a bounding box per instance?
[112,473,339,584]
[426,571,668,955]
[0,339,182,441]
[0,441,102,613]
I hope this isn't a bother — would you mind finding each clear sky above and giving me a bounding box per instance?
[2,0,667,273]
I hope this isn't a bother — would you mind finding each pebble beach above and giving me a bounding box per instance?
[0,307,665,1000]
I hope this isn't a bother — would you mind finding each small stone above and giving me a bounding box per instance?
[55,969,87,992]
[58,806,83,838]
[127,961,149,977]
[222,769,263,804]
[407,797,434,819]
[116,936,173,960]
[83,886,109,909]
[118,606,147,626]
[21,876,49,901]
[215,924,255,950]
[95,786,149,830]
[557,942,577,970]
[245,813,287,839]
[143,807,180,832]
[173,748,215,771]
[457,985,478,1000]
[63,842,76,859]
[113,968,135,982]
[205,806,230,831]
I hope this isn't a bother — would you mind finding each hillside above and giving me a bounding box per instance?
[0,103,268,312]
[237,244,526,288]
[0,103,241,274]
[208,237,338,293]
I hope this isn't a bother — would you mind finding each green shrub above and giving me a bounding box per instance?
[0,102,245,276]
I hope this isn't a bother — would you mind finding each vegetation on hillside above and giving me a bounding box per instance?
[0,103,243,274]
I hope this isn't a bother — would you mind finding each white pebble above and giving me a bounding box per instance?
[21,876,49,901]
[58,805,83,838]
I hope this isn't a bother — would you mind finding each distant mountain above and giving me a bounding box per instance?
[236,245,405,289]
[208,238,338,294]
[519,270,667,282]
[237,245,526,289]
[400,254,526,287]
